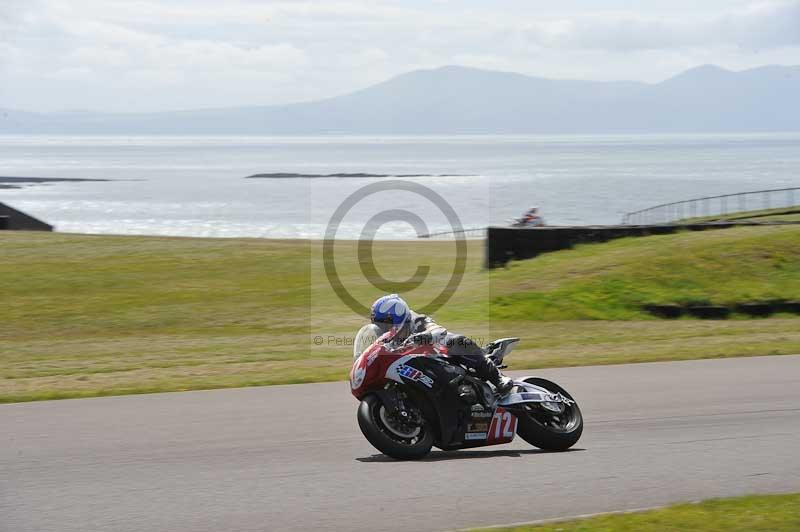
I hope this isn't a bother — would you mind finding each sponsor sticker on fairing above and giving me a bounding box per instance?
[397,364,434,388]
[464,432,487,440]
[471,405,491,418]
[520,392,542,401]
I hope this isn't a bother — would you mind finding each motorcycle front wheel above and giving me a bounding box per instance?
[515,377,583,451]
[357,394,433,460]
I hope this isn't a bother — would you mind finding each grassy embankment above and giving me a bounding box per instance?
[680,205,800,223]
[1,224,798,402]
[475,493,800,532]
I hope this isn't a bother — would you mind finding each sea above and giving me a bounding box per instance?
[1,133,799,239]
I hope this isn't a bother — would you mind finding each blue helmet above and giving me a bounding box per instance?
[370,294,410,330]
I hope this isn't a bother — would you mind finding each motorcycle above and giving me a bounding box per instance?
[350,324,583,460]
[508,216,545,228]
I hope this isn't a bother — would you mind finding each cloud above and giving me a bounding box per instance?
[0,0,33,26]
[719,0,800,48]
[1,0,799,111]
[40,16,309,82]
[45,0,419,28]
[520,1,800,51]
[0,0,40,46]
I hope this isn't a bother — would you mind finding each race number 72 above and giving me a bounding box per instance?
[492,410,515,439]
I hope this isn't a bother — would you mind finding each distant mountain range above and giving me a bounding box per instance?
[2,64,799,134]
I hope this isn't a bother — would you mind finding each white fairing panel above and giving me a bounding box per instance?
[497,379,575,407]
[354,324,382,359]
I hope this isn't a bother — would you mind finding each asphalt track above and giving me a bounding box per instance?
[3,355,800,532]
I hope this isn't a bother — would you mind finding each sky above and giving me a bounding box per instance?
[1,0,799,112]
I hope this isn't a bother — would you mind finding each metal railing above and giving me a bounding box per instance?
[419,227,487,239]
[622,187,800,225]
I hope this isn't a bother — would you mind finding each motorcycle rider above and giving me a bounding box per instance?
[522,206,545,227]
[370,294,513,394]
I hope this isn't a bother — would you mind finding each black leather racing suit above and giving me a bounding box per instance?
[397,311,504,386]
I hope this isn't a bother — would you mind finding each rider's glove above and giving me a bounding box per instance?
[408,332,434,346]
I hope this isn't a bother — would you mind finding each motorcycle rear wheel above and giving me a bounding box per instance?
[357,394,433,460]
[515,377,583,451]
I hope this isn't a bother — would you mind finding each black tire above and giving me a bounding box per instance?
[515,377,583,451]
[357,394,433,460]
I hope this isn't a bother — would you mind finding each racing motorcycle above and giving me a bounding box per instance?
[508,216,545,228]
[350,325,583,460]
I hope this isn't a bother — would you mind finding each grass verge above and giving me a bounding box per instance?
[679,206,800,223]
[484,225,799,320]
[474,493,800,531]
[1,226,798,403]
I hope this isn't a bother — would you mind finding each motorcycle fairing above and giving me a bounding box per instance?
[350,332,434,396]
[497,379,575,408]
[384,355,519,449]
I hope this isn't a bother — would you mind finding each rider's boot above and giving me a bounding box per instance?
[485,363,513,395]
[493,374,514,395]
